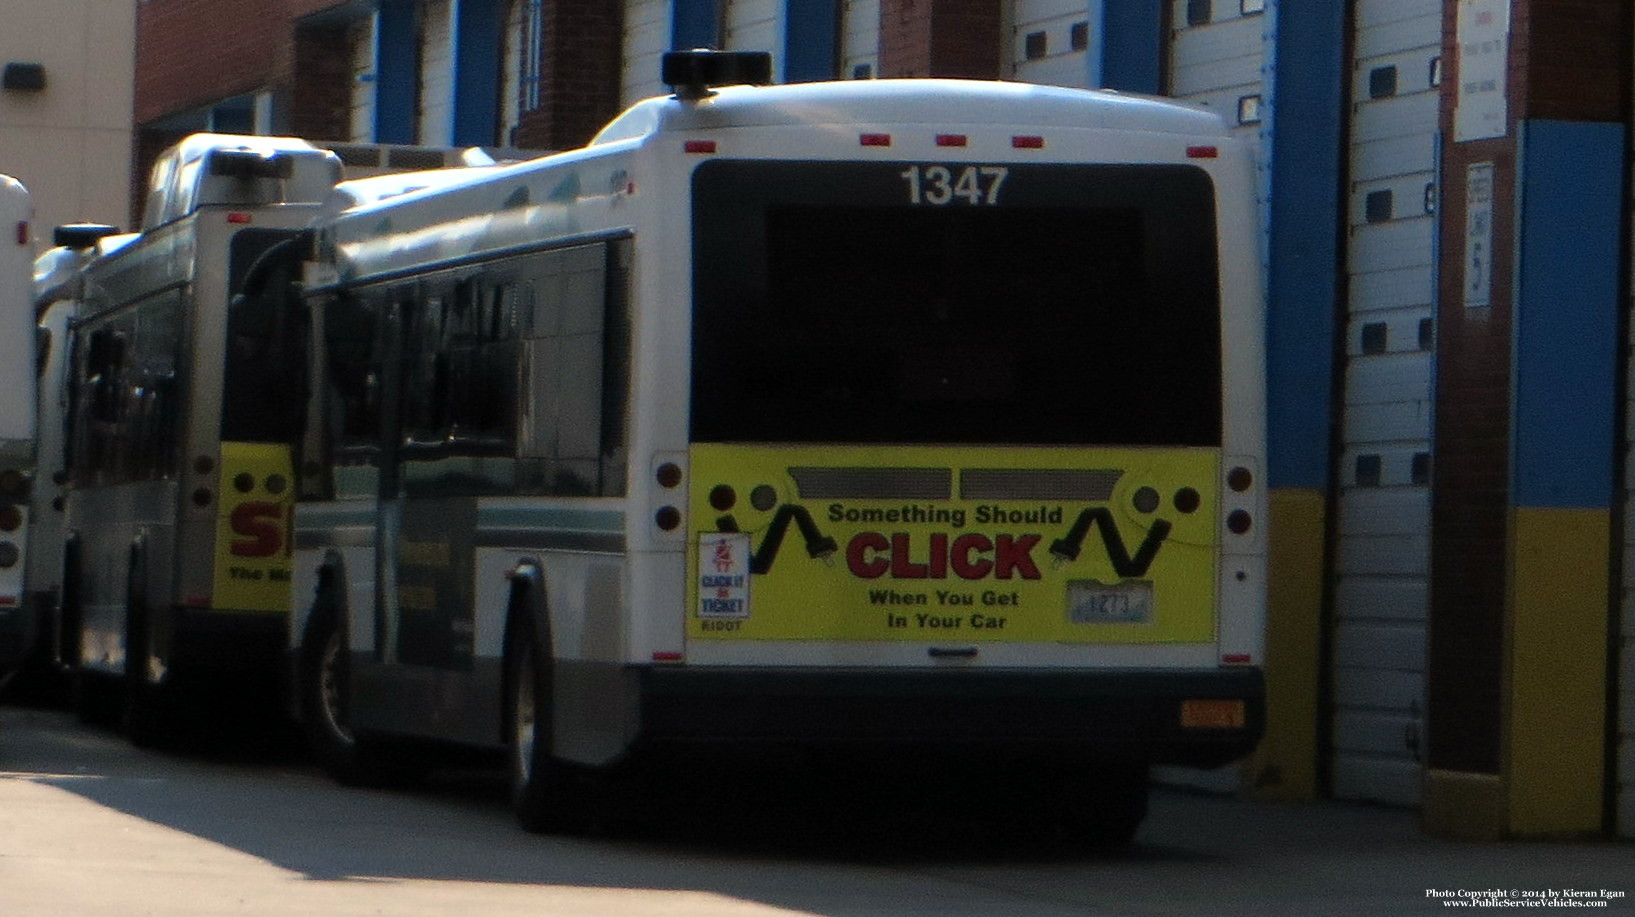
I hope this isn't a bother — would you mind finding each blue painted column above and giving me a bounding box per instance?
[1100,1,1161,93]
[1501,118,1621,837]
[783,0,839,83]
[672,0,721,49]
[1254,0,1348,801]
[453,0,503,146]
[374,0,420,144]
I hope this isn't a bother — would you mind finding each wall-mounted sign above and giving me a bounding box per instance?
[1454,0,1510,141]
[1464,162,1494,308]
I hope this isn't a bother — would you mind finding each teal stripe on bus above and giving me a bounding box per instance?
[477,506,625,534]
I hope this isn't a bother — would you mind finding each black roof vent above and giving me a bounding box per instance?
[53,223,121,249]
[662,50,773,101]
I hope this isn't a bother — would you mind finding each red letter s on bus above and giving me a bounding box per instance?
[230,502,284,557]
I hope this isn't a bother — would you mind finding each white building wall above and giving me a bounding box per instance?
[0,0,135,235]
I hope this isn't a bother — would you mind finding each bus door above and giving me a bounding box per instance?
[366,278,503,746]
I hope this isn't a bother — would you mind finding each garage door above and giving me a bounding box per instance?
[349,11,378,142]
[417,0,455,146]
[725,0,781,75]
[622,0,670,106]
[1008,0,1093,88]
[1330,0,1441,807]
[842,0,880,79]
[1167,0,1266,145]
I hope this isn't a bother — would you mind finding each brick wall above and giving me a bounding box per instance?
[512,0,624,151]
[878,0,1001,80]
[1522,0,1627,121]
[135,0,298,126]
[289,23,354,143]
[1427,0,1633,776]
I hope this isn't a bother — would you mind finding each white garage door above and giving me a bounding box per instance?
[1167,0,1266,145]
[1008,0,1094,88]
[417,0,455,146]
[841,0,880,79]
[622,0,670,106]
[1330,0,1441,807]
[349,11,378,143]
[725,0,782,77]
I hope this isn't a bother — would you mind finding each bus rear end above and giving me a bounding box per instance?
[0,175,33,682]
[647,86,1266,815]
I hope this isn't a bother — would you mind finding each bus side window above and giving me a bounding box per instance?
[516,241,630,499]
[130,293,181,480]
[325,291,382,449]
[86,328,126,425]
[442,277,517,452]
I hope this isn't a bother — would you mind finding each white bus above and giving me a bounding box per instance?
[0,174,36,687]
[25,224,130,693]
[60,135,341,740]
[285,51,1268,841]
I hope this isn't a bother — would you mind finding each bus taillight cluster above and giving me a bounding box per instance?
[0,469,26,570]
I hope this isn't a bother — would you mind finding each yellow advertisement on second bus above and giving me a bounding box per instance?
[213,441,295,613]
[687,445,1220,644]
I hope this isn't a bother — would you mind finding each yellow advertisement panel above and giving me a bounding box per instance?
[688,445,1220,644]
[212,442,295,613]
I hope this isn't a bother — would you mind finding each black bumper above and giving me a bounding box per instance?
[165,606,288,677]
[637,665,1264,769]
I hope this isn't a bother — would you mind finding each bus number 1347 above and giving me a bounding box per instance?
[901,165,1009,206]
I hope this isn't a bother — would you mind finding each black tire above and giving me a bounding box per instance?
[71,669,118,727]
[121,582,173,749]
[507,616,579,833]
[300,602,411,786]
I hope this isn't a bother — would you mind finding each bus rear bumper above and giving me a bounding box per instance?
[634,665,1264,769]
[165,606,288,678]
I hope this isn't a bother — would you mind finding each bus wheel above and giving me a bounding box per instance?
[71,670,118,727]
[121,584,175,748]
[300,611,407,786]
[506,619,578,833]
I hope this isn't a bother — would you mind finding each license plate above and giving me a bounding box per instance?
[1067,580,1153,624]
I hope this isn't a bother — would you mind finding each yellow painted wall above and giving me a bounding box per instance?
[1246,488,1324,800]
[1505,507,1608,837]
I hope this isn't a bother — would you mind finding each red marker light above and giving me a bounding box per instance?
[1012,135,1045,149]
[1222,653,1252,665]
[652,651,683,662]
[1187,145,1219,159]
[227,212,253,224]
[860,133,892,147]
[684,140,717,154]
[15,221,28,245]
[936,134,968,147]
